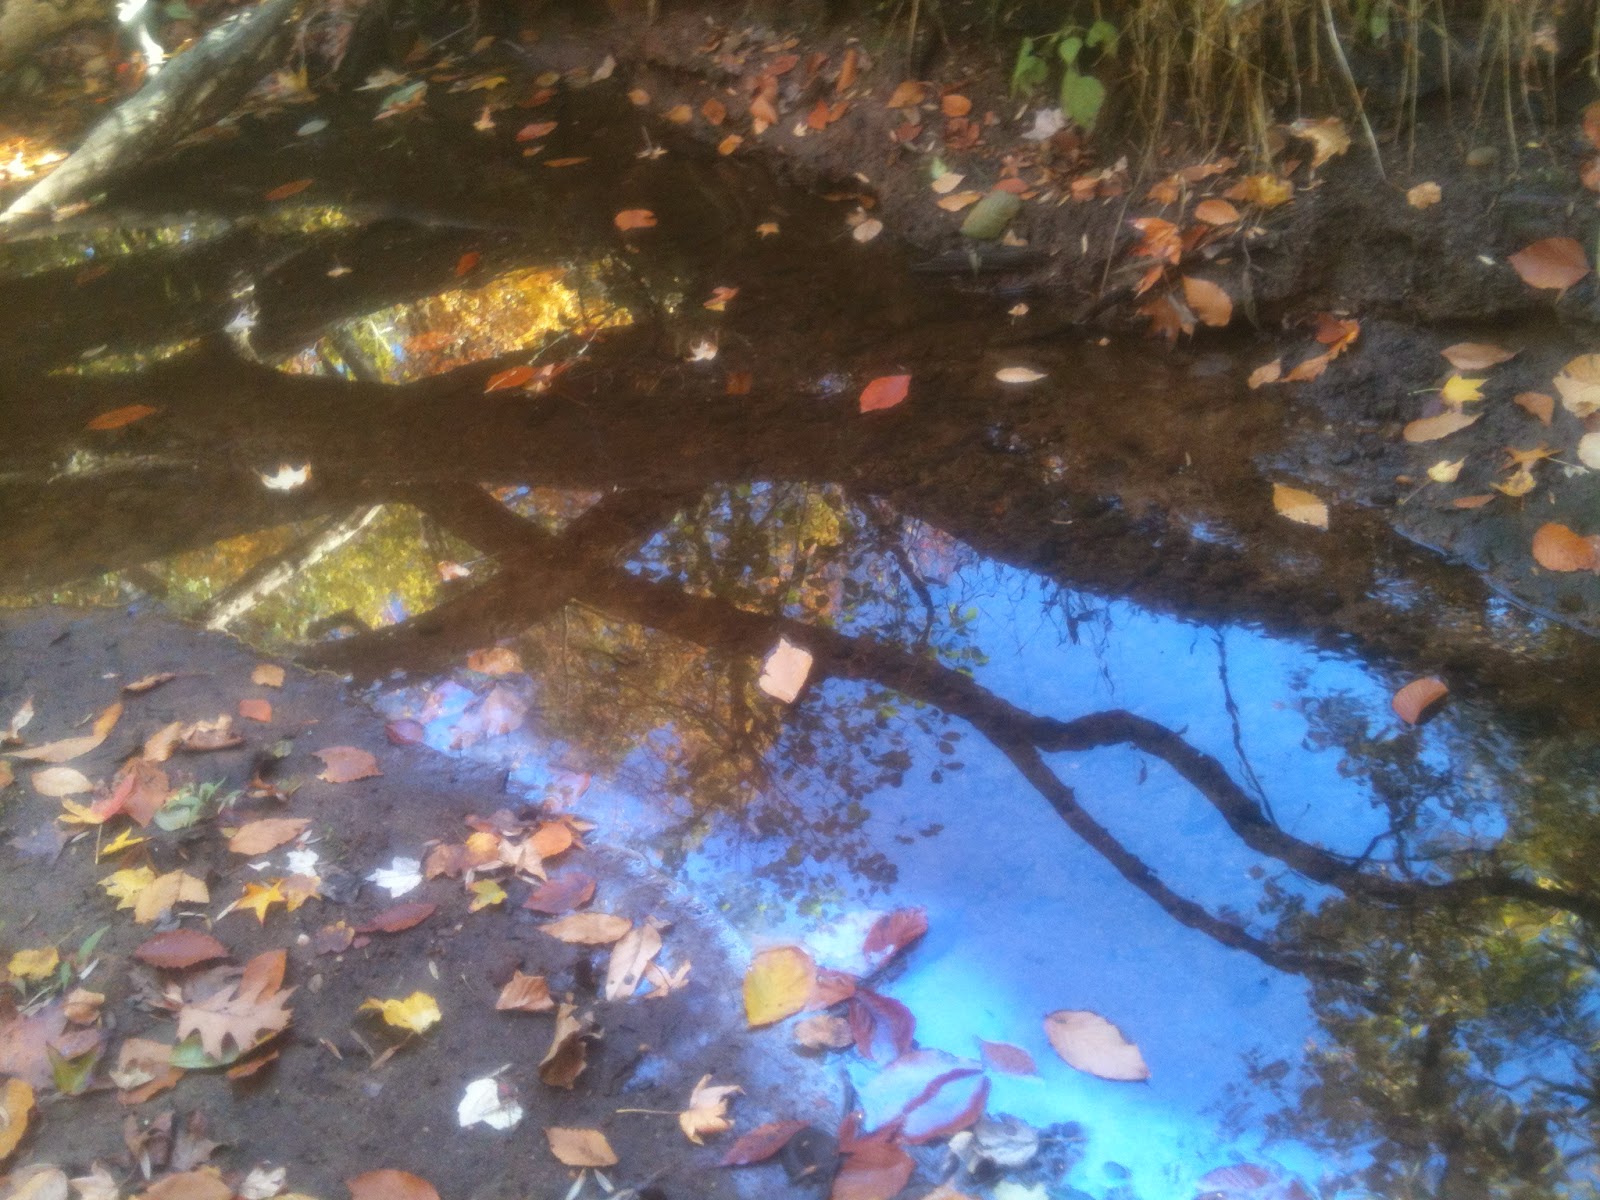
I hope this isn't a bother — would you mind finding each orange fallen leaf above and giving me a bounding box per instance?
[484,365,535,392]
[1193,198,1240,226]
[1513,391,1554,425]
[346,1170,440,1200]
[859,374,911,413]
[1532,523,1600,572]
[1180,276,1232,327]
[614,208,657,231]
[543,157,589,168]
[539,912,631,945]
[940,93,971,117]
[86,404,157,431]
[454,251,480,277]
[1403,410,1481,443]
[1508,237,1590,292]
[238,698,272,723]
[1451,494,1496,509]
[701,97,727,125]
[886,80,925,108]
[264,179,313,201]
[717,134,744,156]
[1248,359,1283,389]
[546,1128,616,1168]
[314,746,381,783]
[1391,677,1448,725]
[251,664,285,688]
[228,818,309,856]
[1272,483,1328,530]
[1406,181,1442,209]
[516,120,557,142]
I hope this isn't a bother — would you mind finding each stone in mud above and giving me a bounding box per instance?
[960,190,1023,241]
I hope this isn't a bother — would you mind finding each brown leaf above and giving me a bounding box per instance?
[978,1039,1038,1075]
[123,673,176,694]
[314,746,381,783]
[1440,342,1516,371]
[1451,494,1496,510]
[1508,237,1590,292]
[833,1141,915,1200]
[466,646,522,675]
[523,872,596,914]
[1180,276,1232,327]
[1403,410,1481,443]
[263,179,313,201]
[940,93,971,117]
[496,972,554,1013]
[538,1004,590,1088]
[175,951,293,1061]
[862,907,927,969]
[545,1128,616,1168]
[238,699,272,723]
[793,1014,854,1051]
[1532,523,1600,573]
[614,209,657,232]
[539,913,631,945]
[177,715,241,752]
[606,917,667,1001]
[1282,351,1331,382]
[1044,1009,1149,1081]
[719,1119,808,1166]
[359,902,437,934]
[213,816,299,858]
[134,931,230,970]
[1271,484,1328,530]
[346,1170,440,1200]
[140,1169,231,1200]
[885,81,925,108]
[86,405,158,431]
[700,97,727,125]
[1248,359,1283,389]
[484,365,534,393]
[1391,677,1448,725]
[859,374,910,413]
[10,700,122,763]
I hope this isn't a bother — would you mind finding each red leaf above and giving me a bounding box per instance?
[614,209,657,232]
[1509,237,1590,292]
[523,872,597,915]
[134,930,231,969]
[1391,677,1448,725]
[900,1069,988,1143]
[314,745,381,783]
[238,698,272,723]
[484,365,535,393]
[858,374,910,413]
[862,907,927,969]
[454,251,480,277]
[358,902,437,934]
[978,1039,1037,1076]
[832,1141,914,1200]
[848,989,916,1064]
[264,179,313,201]
[516,121,557,142]
[719,1120,808,1167]
[86,404,158,431]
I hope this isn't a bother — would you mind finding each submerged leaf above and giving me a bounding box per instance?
[1043,1010,1149,1081]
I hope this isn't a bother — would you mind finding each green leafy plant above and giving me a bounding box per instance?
[1010,18,1119,133]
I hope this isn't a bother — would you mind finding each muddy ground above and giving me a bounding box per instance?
[0,607,843,1200]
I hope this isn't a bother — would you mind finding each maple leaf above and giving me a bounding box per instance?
[176,953,294,1061]
[679,1075,742,1144]
[227,881,286,923]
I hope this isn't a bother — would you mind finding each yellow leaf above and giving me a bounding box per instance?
[1427,458,1466,483]
[6,947,59,982]
[1439,374,1485,405]
[229,881,287,924]
[468,879,507,912]
[134,870,208,924]
[755,221,779,237]
[1271,484,1329,531]
[678,1074,742,1144]
[359,991,441,1034]
[0,1078,34,1162]
[98,826,147,859]
[1287,116,1351,168]
[101,866,157,909]
[743,946,816,1027]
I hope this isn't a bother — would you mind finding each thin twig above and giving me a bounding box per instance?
[1320,0,1385,180]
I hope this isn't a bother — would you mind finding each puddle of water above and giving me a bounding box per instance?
[4,83,1600,1200]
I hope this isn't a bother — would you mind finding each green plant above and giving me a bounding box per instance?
[1010,17,1119,133]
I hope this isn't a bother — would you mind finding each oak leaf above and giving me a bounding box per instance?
[176,952,293,1061]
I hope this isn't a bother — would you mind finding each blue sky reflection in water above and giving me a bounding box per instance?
[372,528,1556,1198]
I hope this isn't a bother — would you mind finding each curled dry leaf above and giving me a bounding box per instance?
[679,1075,742,1144]
[859,374,910,413]
[1508,237,1590,292]
[346,1170,439,1200]
[1440,342,1515,371]
[744,946,817,1027]
[1403,410,1481,443]
[546,1128,616,1168]
[1043,1010,1149,1081]
[496,971,554,1012]
[539,912,631,945]
[314,746,381,783]
[1391,677,1448,725]
[614,209,657,231]
[1288,116,1350,168]
[1271,484,1328,531]
[1532,523,1600,573]
[538,1003,590,1088]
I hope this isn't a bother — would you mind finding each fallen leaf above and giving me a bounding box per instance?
[606,917,665,1001]
[484,365,535,393]
[1193,198,1241,225]
[237,699,272,723]
[849,988,917,1064]
[1288,116,1350,168]
[516,120,557,142]
[1514,391,1554,425]
[995,367,1046,384]
[719,1119,808,1166]
[703,286,739,312]
[123,672,175,694]
[134,931,230,970]
[367,857,423,898]
[540,913,631,945]
[32,767,92,797]
[680,1075,742,1144]
[1043,1010,1149,1081]
[126,871,208,925]
[7,947,58,981]
[1271,484,1328,530]
[756,221,780,237]
[228,818,309,856]
[458,1076,523,1131]
[1578,430,1600,469]
[979,1039,1038,1076]
[1452,494,1496,509]
[851,217,883,243]
[1391,677,1448,725]
[546,1128,616,1168]
[523,872,596,914]
[1403,410,1481,442]
[177,951,292,1061]
[1426,458,1466,483]
[757,638,812,703]
[1532,523,1599,572]
[346,1171,438,1200]
[11,699,122,763]
[86,405,157,431]
[833,1141,914,1200]
[1407,181,1442,209]
[468,879,507,912]
[359,902,436,934]
[226,881,286,924]
[1555,355,1600,416]
[1509,237,1590,291]
[359,992,440,1035]
[496,972,554,1012]
[1440,342,1516,370]
[1248,359,1283,389]
[538,1003,590,1087]
[1181,276,1232,327]
[930,172,965,194]
[793,1014,854,1051]
[0,1082,35,1161]
[314,746,380,783]
[859,375,910,413]
[263,179,313,201]
[1439,374,1485,405]
[886,81,926,108]
[614,209,657,232]
[744,946,816,1027]
[701,97,727,125]
[935,191,982,212]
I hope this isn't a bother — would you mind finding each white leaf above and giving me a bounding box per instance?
[259,464,310,491]
[851,218,883,243]
[686,339,718,362]
[995,367,1046,384]
[758,638,813,703]
[285,849,320,876]
[366,857,422,897]
[1578,430,1600,470]
[458,1076,524,1130]
[238,1167,287,1200]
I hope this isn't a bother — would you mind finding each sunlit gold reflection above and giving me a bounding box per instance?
[275,263,634,384]
[0,213,232,280]
[49,338,203,377]
[0,135,66,184]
